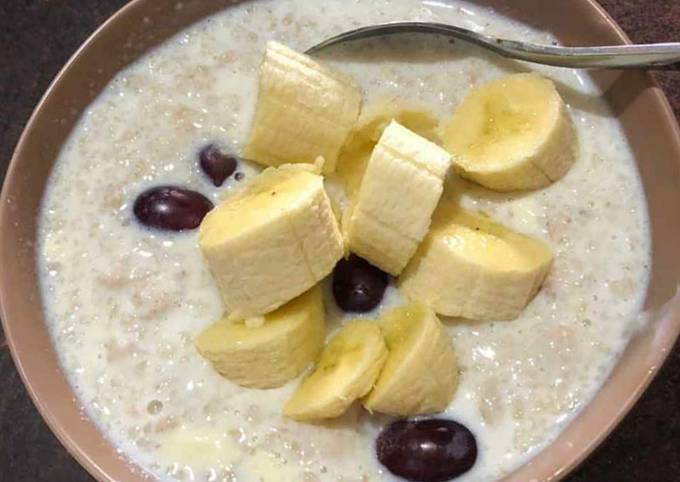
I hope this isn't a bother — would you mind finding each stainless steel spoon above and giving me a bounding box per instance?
[305,21,680,69]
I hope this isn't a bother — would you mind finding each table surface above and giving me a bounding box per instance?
[1,1,679,481]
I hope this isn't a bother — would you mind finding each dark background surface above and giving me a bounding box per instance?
[0,1,679,481]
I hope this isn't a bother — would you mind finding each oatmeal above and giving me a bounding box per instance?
[38,0,650,481]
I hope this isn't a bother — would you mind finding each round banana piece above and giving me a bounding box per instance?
[244,41,362,173]
[194,287,325,389]
[441,73,577,192]
[363,304,458,416]
[333,98,440,201]
[283,320,388,421]
[352,96,440,144]
[399,203,553,320]
[199,167,343,318]
[345,121,451,275]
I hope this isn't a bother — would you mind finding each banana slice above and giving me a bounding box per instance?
[332,98,440,199]
[352,96,440,144]
[195,287,325,389]
[333,140,373,202]
[399,202,553,320]
[244,41,362,173]
[283,320,388,421]
[199,167,343,318]
[345,121,451,275]
[158,426,242,468]
[363,304,458,416]
[440,73,576,191]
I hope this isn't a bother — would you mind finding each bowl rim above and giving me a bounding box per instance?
[1,1,679,481]
[0,1,152,478]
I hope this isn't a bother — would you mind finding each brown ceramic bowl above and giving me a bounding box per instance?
[1,0,679,481]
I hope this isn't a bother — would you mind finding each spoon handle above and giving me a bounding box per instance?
[306,22,680,69]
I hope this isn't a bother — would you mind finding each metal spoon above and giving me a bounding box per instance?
[305,21,680,69]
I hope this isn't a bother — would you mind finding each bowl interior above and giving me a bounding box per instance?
[1,1,679,481]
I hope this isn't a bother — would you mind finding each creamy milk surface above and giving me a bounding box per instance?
[38,0,650,481]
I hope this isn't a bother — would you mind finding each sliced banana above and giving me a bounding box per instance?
[199,167,343,318]
[363,304,458,416]
[352,96,440,144]
[244,41,362,173]
[158,426,242,468]
[333,139,373,202]
[195,287,325,389]
[333,98,440,199]
[283,320,388,421]
[345,121,451,275]
[441,73,577,191]
[399,202,553,320]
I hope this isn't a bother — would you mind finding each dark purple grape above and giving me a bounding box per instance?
[332,254,388,312]
[133,186,213,231]
[199,144,238,187]
[376,419,477,482]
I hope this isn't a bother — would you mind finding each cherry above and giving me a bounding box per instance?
[199,144,238,187]
[376,419,477,482]
[133,186,213,231]
[332,254,388,312]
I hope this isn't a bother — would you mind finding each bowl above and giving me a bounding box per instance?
[1,0,679,480]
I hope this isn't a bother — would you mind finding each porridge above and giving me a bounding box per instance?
[38,0,650,481]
